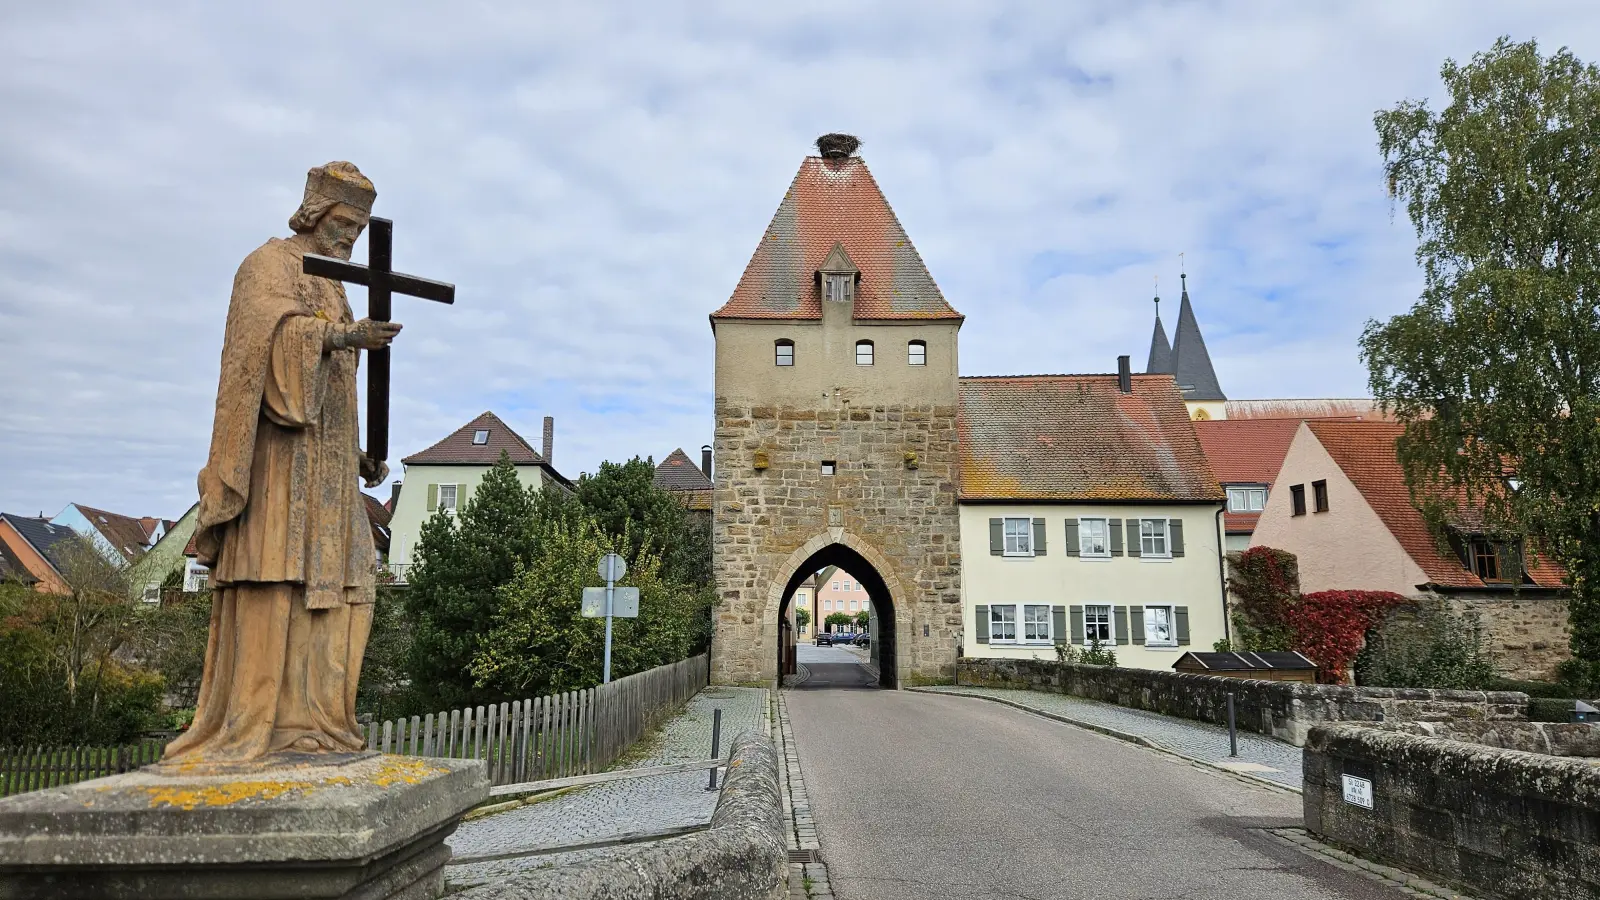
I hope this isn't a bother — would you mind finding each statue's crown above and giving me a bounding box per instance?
[304,161,376,213]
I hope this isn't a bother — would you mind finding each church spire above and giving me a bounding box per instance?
[1145,278,1172,374]
[1168,270,1225,401]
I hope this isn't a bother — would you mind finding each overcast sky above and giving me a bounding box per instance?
[2,1,1597,519]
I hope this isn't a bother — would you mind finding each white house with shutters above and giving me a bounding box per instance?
[956,366,1230,671]
[386,411,572,581]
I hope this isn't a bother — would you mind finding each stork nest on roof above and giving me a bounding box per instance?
[815,133,861,159]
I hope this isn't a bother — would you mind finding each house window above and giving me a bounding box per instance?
[439,483,458,511]
[1084,604,1113,644]
[1290,484,1306,517]
[855,340,874,366]
[775,339,794,367]
[1313,480,1329,513]
[1138,519,1169,557]
[823,598,831,611]
[908,340,926,366]
[832,582,839,591]
[1226,487,1267,512]
[1003,517,1033,556]
[989,604,1018,642]
[1022,604,1051,643]
[1468,537,1519,584]
[472,429,489,445]
[1144,605,1176,646]
[825,273,853,304]
[1079,517,1110,557]
[821,460,836,475]
[141,585,160,604]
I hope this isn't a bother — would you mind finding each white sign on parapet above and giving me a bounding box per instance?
[1341,775,1374,809]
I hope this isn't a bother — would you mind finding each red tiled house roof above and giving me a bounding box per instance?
[1193,419,1302,534]
[958,375,1225,502]
[1306,421,1565,590]
[72,504,152,563]
[1224,399,1391,421]
[711,154,962,322]
[403,412,545,466]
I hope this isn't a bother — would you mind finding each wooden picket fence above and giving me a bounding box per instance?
[362,654,709,786]
[0,740,166,798]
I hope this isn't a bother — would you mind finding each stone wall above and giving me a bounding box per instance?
[957,657,1527,746]
[712,401,963,686]
[1305,724,1600,900]
[1379,719,1600,757]
[1426,589,1571,681]
[459,733,787,900]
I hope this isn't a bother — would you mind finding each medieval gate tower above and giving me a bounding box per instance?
[709,134,964,688]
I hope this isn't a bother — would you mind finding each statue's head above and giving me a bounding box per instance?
[289,161,375,260]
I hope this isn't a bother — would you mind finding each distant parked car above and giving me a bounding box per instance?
[815,633,834,647]
[852,633,871,647]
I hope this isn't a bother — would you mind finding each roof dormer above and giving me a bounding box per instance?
[818,242,859,305]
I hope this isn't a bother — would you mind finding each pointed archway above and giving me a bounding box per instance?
[767,531,903,689]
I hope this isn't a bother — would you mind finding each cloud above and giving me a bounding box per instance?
[1,1,1596,516]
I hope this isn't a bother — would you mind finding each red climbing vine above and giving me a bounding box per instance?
[1287,590,1407,684]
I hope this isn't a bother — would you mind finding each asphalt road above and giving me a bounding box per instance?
[784,687,1407,900]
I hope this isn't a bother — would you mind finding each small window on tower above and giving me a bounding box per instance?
[908,340,926,366]
[472,429,489,445]
[775,339,794,367]
[821,460,836,475]
[855,341,874,366]
[825,273,853,304]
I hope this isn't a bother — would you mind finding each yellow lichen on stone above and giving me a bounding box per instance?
[369,756,447,788]
[141,780,314,811]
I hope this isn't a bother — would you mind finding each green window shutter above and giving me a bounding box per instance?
[1128,519,1142,558]
[1170,519,1185,557]
[1129,606,1145,645]
[427,483,438,512]
[975,605,990,644]
[1069,605,1085,644]
[1032,518,1046,556]
[989,519,1003,555]
[1114,606,1130,645]
[1109,519,1123,556]
[1052,606,1067,645]
[1065,519,1080,557]
[458,483,468,508]
[1176,607,1191,645]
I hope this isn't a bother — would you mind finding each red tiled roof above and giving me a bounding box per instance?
[402,412,545,466]
[73,504,150,563]
[711,155,962,322]
[958,375,1225,502]
[1306,421,1565,590]
[1224,399,1391,421]
[1193,419,1302,533]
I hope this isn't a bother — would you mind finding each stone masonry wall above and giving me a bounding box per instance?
[1426,590,1571,681]
[1305,724,1600,900]
[711,401,963,686]
[957,657,1528,746]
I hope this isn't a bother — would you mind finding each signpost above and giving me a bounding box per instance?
[597,553,627,684]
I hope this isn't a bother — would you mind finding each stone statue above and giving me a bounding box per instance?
[161,162,403,768]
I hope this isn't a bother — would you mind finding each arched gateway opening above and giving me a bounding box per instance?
[775,542,897,690]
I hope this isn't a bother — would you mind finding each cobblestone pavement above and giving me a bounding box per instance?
[444,686,768,889]
[921,685,1303,789]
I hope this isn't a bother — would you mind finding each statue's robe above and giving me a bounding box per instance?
[163,236,376,765]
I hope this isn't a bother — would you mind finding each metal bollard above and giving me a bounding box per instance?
[707,708,723,791]
[1226,692,1238,757]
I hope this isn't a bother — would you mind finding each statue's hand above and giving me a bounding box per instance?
[343,319,403,351]
[361,456,389,488]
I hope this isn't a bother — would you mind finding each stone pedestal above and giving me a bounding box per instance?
[0,753,487,900]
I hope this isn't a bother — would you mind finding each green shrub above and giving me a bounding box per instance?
[1485,677,1580,699]
[1355,604,1497,690]
[1527,697,1582,722]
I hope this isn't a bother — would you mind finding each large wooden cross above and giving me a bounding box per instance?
[303,217,455,464]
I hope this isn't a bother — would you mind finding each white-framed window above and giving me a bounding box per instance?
[1084,604,1113,644]
[989,604,1018,642]
[1079,517,1110,557]
[832,581,839,591]
[1144,605,1177,646]
[1003,517,1033,556]
[823,598,831,611]
[472,429,489,445]
[855,340,874,366]
[775,339,794,367]
[821,460,836,475]
[141,584,160,604]
[1022,604,1051,643]
[1227,487,1267,512]
[825,273,853,304]
[439,483,459,511]
[908,340,926,366]
[1139,519,1169,557]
